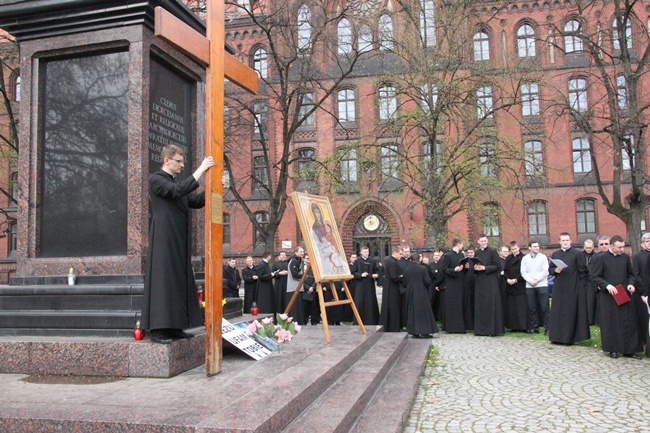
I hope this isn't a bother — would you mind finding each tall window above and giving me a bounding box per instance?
[473,31,490,61]
[482,203,500,237]
[422,141,442,174]
[612,16,632,50]
[254,212,270,245]
[477,86,493,119]
[297,5,311,51]
[378,86,397,121]
[381,144,399,181]
[223,214,231,244]
[9,171,18,203]
[564,19,583,53]
[299,92,315,127]
[340,148,358,183]
[337,89,356,123]
[9,222,17,255]
[252,47,267,78]
[572,137,592,173]
[296,148,316,182]
[621,134,635,170]
[480,142,496,177]
[524,140,544,178]
[419,0,436,47]
[521,82,540,117]
[13,74,20,102]
[576,199,596,234]
[253,154,270,190]
[378,14,394,51]
[568,78,588,112]
[421,84,438,112]
[517,24,536,57]
[253,102,267,136]
[358,24,373,52]
[616,75,628,110]
[338,18,352,54]
[528,201,548,236]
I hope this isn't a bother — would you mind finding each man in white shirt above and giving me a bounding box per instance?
[520,240,550,334]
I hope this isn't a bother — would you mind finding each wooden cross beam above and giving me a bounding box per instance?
[154,4,258,376]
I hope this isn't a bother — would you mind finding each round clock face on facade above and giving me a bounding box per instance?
[363,214,380,231]
[348,0,382,16]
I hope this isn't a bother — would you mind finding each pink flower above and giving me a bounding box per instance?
[279,313,289,321]
[247,322,257,334]
[275,329,293,342]
[262,317,272,325]
[294,324,302,332]
[287,316,293,323]
[255,320,263,329]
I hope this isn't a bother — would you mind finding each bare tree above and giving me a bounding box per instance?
[544,0,650,252]
[0,35,19,234]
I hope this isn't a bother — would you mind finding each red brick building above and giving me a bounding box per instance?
[220,0,648,261]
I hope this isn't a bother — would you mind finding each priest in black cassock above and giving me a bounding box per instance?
[256,254,275,314]
[473,234,504,336]
[590,235,642,359]
[353,246,380,326]
[441,238,469,333]
[271,251,289,319]
[504,242,527,332]
[632,233,650,353]
[404,252,438,338]
[379,245,404,332]
[463,246,476,331]
[548,233,590,344]
[242,256,259,313]
[142,145,214,344]
[398,245,412,328]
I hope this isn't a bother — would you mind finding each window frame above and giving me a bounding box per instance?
[252,46,268,79]
[524,140,544,178]
[521,82,540,117]
[517,23,536,58]
[568,77,588,113]
[527,201,548,236]
[576,199,596,234]
[572,137,592,174]
[339,148,358,183]
[337,18,353,54]
[378,85,397,122]
[419,0,436,47]
[337,88,356,124]
[378,14,394,51]
[297,5,312,52]
[564,19,583,53]
[477,86,494,119]
[482,202,500,237]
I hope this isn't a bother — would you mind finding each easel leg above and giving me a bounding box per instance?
[343,280,366,334]
[317,283,330,343]
[284,271,308,315]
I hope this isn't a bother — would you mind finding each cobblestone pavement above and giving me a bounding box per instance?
[404,334,650,433]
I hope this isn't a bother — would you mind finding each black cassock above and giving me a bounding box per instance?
[440,250,468,333]
[142,171,204,331]
[504,252,527,331]
[590,251,641,355]
[404,262,438,336]
[463,260,476,331]
[632,249,650,350]
[256,260,275,314]
[353,256,380,326]
[222,264,241,298]
[379,256,403,332]
[474,246,504,336]
[272,260,289,317]
[242,265,258,313]
[549,247,590,344]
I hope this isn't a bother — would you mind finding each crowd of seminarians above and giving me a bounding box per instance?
[223,232,650,360]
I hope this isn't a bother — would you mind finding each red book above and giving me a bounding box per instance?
[612,284,630,306]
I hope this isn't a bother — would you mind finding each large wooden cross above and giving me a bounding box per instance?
[154,2,258,376]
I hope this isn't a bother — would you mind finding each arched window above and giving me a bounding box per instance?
[473,31,490,61]
[254,212,270,246]
[337,88,356,123]
[520,82,540,117]
[378,86,397,121]
[296,148,316,182]
[223,214,231,244]
[616,75,628,110]
[517,24,536,57]
[572,137,591,173]
[524,141,544,178]
[482,202,500,237]
[378,14,393,51]
[576,199,596,234]
[568,78,588,112]
[419,0,436,47]
[612,15,632,50]
[564,19,583,53]
[252,47,267,78]
[13,74,20,102]
[528,201,548,236]
[338,18,352,54]
[297,5,311,51]
[358,24,373,52]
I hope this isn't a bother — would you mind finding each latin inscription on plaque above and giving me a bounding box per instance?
[148,59,193,177]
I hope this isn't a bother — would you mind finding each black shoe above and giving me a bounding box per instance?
[623,353,642,360]
[150,332,173,344]
[609,352,620,359]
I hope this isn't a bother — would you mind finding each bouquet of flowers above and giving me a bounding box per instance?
[247,313,301,343]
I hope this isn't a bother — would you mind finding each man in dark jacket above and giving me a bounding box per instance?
[223,258,241,298]
[142,144,214,344]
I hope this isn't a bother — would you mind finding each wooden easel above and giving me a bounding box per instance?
[284,263,365,343]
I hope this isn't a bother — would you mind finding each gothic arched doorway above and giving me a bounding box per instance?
[352,212,392,262]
